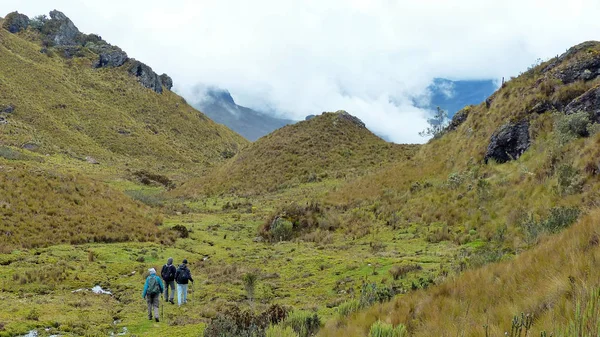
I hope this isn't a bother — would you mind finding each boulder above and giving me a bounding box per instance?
[305,115,316,121]
[484,120,530,163]
[1,105,14,114]
[528,100,554,114]
[2,12,29,33]
[45,10,82,46]
[0,116,7,125]
[159,74,173,91]
[85,156,99,165]
[564,85,600,123]
[128,60,163,94]
[93,48,128,68]
[447,106,471,131]
[336,110,366,128]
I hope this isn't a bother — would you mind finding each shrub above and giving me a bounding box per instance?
[368,321,407,337]
[124,189,165,207]
[542,207,580,233]
[360,283,395,307]
[389,264,422,281]
[265,325,298,337]
[556,164,584,195]
[269,218,294,242]
[203,305,289,337]
[555,111,591,143]
[29,14,48,31]
[260,202,326,242]
[284,311,321,337]
[242,272,258,302]
[337,300,360,317]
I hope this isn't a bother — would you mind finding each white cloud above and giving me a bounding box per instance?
[3,0,600,143]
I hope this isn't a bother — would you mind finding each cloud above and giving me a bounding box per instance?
[4,0,600,143]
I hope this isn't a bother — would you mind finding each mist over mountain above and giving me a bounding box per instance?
[193,79,497,142]
[193,88,295,141]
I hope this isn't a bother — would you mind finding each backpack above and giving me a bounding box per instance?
[161,264,173,281]
[147,276,161,296]
[176,266,189,284]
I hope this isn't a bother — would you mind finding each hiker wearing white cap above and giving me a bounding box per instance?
[142,268,164,322]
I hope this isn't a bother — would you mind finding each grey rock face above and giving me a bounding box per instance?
[528,100,554,114]
[485,120,530,163]
[91,45,128,68]
[564,86,600,123]
[336,110,366,128]
[47,10,82,46]
[159,74,173,91]
[2,12,30,33]
[447,106,470,131]
[128,61,163,94]
[554,57,600,84]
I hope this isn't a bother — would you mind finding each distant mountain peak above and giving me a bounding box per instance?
[205,87,236,106]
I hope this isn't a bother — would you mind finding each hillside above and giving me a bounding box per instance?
[178,110,418,195]
[193,88,295,141]
[318,41,600,335]
[0,11,247,251]
[0,11,247,176]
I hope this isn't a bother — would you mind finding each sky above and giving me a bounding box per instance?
[3,0,600,143]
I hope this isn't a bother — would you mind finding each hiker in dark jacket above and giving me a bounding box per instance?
[174,259,194,306]
[142,268,164,322]
[161,257,176,304]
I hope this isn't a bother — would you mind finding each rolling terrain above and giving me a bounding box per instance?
[2,8,600,337]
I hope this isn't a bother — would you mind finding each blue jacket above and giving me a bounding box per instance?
[142,274,164,298]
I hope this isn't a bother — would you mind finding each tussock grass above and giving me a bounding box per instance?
[177,111,418,196]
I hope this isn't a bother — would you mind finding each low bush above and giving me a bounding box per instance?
[389,264,422,281]
[266,324,298,337]
[283,311,321,337]
[368,320,407,337]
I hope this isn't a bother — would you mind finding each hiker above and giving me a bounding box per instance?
[161,257,176,304]
[142,268,164,322]
[175,259,194,306]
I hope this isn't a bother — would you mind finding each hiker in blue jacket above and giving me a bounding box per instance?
[142,268,164,322]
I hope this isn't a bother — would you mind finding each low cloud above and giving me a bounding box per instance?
[5,0,600,143]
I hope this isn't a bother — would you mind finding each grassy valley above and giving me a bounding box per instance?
[2,8,600,337]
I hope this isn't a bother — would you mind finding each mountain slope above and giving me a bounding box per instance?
[319,40,600,335]
[178,111,418,195]
[0,12,248,175]
[193,88,295,141]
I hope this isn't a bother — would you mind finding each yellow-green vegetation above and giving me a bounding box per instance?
[178,111,418,196]
[319,209,600,336]
[0,25,247,176]
[4,8,600,337]
[0,158,174,252]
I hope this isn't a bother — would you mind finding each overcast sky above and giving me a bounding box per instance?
[3,1,600,143]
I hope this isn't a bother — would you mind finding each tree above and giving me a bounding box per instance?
[419,106,449,138]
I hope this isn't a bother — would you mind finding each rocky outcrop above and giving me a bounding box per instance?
[447,106,471,131]
[2,12,29,33]
[91,45,128,68]
[159,74,173,91]
[528,100,554,114]
[564,85,600,123]
[128,61,164,94]
[335,110,366,128]
[485,120,530,163]
[45,10,82,46]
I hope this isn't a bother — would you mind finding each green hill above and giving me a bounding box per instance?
[0,11,247,176]
[318,41,600,336]
[178,110,418,196]
[0,11,247,251]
